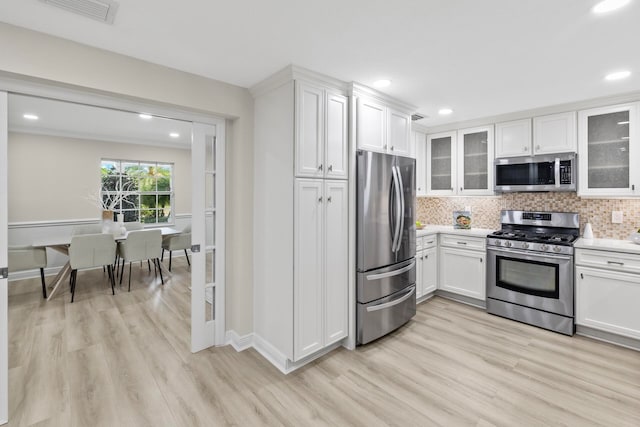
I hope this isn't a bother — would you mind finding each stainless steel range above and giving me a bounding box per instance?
[486,210,579,336]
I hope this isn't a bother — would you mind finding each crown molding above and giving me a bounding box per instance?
[350,82,418,114]
[249,64,349,98]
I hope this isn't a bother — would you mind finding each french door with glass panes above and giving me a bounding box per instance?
[191,122,225,352]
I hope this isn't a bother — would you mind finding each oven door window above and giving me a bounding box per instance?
[496,256,559,299]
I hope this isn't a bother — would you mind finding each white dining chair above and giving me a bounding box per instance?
[8,246,48,299]
[161,224,191,271]
[71,223,103,235]
[69,233,117,303]
[118,229,164,291]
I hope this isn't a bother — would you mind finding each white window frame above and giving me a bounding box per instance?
[100,158,175,225]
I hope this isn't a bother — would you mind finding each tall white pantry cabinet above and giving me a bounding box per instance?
[252,70,349,371]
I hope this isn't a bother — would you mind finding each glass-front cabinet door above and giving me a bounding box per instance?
[578,103,639,196]
[457,125,494,196]
[426,131,456,195]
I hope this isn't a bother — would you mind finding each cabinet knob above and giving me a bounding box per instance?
[318,197,323,202]
[460,187,463,191]
[391,146,395,151]
[318,164,323,171]
[328,165,333,171]
[536,145,541,150]
[327,196,332,203]
[425,255,428,259]
[418,187,421,191]
[524,146,528,151]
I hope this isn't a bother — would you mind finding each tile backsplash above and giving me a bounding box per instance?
[417,193,640,240]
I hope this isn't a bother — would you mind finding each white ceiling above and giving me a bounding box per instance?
[1,0,639,126]
[8,94,192,147]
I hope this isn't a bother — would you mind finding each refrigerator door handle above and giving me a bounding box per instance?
[391,165,402,252]
[366,286,415,312]
[396,165,405,251]
[365,260,416,281]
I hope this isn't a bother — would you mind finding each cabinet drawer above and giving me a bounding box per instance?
[416,237,424,251]
[575,249,640,274]
[422,235,437,249]
[439,234,485,251]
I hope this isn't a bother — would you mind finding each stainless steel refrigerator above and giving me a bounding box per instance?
[356,150,416,345]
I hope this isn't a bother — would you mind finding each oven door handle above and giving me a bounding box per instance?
[487,246,572,261]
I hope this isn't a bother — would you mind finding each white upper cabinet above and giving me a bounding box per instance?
[325,91,349,179]
[296,82,324,178]
[578,103,639,197]
[413,130,427,196]
[356,95,413,157]
[357,97,386,153]
[533,111,577,155]
[495,119,531,158]
[495,113,576,158]
[457,125,494,196]
[388,108,411,156]
[427,131,457,195]
[296,81,348,180]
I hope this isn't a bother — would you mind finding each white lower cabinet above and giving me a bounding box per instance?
[416,236,438,300]
[439,235,486,300]
[294,179,348,360]
[575,262,640,340]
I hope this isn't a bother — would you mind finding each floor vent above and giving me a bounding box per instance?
[39,0,119,24]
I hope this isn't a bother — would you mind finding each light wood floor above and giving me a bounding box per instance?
[8,260,640,426]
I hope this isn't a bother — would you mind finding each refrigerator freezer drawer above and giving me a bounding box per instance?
[357,285,416,345]
[357,258,415,304]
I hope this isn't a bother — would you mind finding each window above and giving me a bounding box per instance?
[101,159,173,224]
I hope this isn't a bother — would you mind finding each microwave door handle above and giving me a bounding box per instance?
[554,158,560,188]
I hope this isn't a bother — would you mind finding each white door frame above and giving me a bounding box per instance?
[0,91,9,424]
[191,122,226,351]
[0,75,227,423]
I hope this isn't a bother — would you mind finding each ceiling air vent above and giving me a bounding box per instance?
[38,0,119,24]
[411,113,426,121]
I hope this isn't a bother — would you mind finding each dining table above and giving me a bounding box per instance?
[33,227,181,301]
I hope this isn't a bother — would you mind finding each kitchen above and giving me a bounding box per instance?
[1,0,640,425]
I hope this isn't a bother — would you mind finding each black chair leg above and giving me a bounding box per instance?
[128,262,132,292]
[185,250,191,266]
[40,267,47,299]
[161,248,165,261]
[70,270,77,303]
[169,251,172,271]
[108,265,115,295]
[148,259,151,272]
[120,259,125,285]
[157,259,164,285]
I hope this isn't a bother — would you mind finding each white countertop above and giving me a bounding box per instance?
[416,225,495,238]
[574,237,640,254]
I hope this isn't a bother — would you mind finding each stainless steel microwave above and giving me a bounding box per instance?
[494,152,577,192]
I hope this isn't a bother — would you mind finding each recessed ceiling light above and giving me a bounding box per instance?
[169,132,180,138]
[592,0,631,14]
[373,79,391,88]
[139,113,152,120]
[605,70,631,81]
[23,114,39,120]
[438,108,453,115]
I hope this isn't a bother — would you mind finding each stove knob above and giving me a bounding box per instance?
[553,246,561,253]
[494,240,501,246]
[522,242,529,249]
[540,244,548,251]
[504,241,512,248]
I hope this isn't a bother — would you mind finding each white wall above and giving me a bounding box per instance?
[8,132,192,222]
[0,22,254,335]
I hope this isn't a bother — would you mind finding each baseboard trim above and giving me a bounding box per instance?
[436,290,486,309]
[8,266,63,282]
[225,330,254,352]
[576,325,640,352]
[252,334,291,374]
